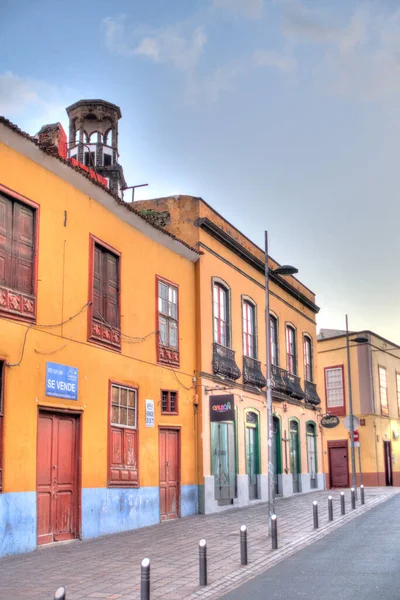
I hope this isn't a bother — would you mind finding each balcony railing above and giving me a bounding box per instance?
[287,373,305,400]
[271,365,305,400]
[243,356,266,388]
[212,343,241,380]
[304,381,321,405]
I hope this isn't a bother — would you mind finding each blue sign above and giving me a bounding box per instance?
[46,362,78,401]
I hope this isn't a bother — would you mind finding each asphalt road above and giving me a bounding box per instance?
[222,494,400,600]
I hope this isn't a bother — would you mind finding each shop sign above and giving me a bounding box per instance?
[46,362,78,400]
[320,414,340,429]
[210,394,235,422]
[145,399,155,427]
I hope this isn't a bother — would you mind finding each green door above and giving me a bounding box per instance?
[307,422,317,489]
[211,422,237,502]
[289,420,301,493]
[272,416,281,495]
[245,411,259,500]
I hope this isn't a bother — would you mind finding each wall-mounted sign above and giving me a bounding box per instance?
[145,399,155,427]
[320,414,340,429]
[46,362,78,401]
[210,394,235,422]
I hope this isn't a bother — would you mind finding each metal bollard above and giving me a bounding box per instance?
[313,501,319,529]
[240,525,248,565]
[328,496,333,521]
[54,587,66,600]
[361,484,365,505]
[351,488,356,510]
[340,491,345,515]
[199,539,207,586]
[140,558,150,600]
[271,514,278,550]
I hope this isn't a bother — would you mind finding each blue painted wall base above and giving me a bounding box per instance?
[0,492,36,557]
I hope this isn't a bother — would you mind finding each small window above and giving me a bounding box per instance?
[286,325,297,374]
[0,361,4,492]
[270,315,278,366]
[89,131,98,143]
[303,336,313,382]
[213,283,230,347]
[157,277,179,366]
[161,390,178,414]
[103,153,112,166]
[108,383,138,487]
[325,366,345,416]
[379,366,388,416]
[243,301,256,358]
[84,151,96,167]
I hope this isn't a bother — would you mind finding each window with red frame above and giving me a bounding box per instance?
[0,361,4,492]
[109,383,138,487]
[213,283,229,346]
[0,192,36,321]
[90,241,120,349]
[243,301,256,358]
[161,390,178,414]
[325,366,345,416]
[157,279,179,366]
[303,336,313,382]
[270,315,278,366]
[379,366,388,416]
[286,326,297,374]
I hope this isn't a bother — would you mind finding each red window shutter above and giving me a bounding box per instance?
[12,201,34,294]
[104,252,119,328]
[109,427,138,486]
[0,195,12,288]
[93,245,103,320]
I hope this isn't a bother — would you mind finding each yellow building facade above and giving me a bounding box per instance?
[317,329,400,488]
[0,114,200,556]
[135,196,324,512]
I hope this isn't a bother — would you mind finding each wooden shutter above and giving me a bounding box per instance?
[0,195,12,288]
[104,252,119,328]
[12,201,34,294]
[93,245,103,320]
[109,427,138,486]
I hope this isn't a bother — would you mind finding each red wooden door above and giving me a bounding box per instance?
[329,445,349,488]
[37,412,79,545]
[159,429,180,521]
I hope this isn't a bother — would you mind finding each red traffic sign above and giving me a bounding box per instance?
[349,430,359,442]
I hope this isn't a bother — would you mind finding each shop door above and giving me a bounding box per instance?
[289,420,300,493]
[272,417,281,495]
[211,422,236,502]
[307,423,317,489]
[384,441,393,486]
[329,444,349,487]
[159,429,180,521]
[245,412,259,500]
[37,412,80,545]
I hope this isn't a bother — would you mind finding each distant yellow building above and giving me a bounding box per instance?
[135,195,324,512]
[317,329,400,487]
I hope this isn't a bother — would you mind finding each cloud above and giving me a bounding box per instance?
[211,0,264,19]
[186,60,244,103]
[253,49,296,72]
[282,3,339,42]
[103,15,207,71]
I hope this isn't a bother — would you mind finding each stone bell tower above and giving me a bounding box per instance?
[66,99,126,197]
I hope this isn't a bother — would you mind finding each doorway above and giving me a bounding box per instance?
[211,421,237,503]
[37,411,80,545]
[328,441,349,488]
[245,411,259,500]
[384,441,393,486]
[306,422,317,489]
[272,416,282,495]
[159,428,180,521]
[289,420,301,493]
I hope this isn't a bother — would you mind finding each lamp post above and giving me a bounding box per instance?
[345,315,368,496]
[265,231,298,531]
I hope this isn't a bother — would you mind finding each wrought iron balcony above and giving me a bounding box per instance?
[305,381,321,405]
[212,343,241,380]
[243,356,266,388]
[287,373,305,400]
[271,365,305,400]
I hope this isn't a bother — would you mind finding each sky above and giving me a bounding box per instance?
[1,0,400,342]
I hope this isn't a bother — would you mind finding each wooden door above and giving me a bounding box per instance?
[329,444,349,488]
[159,429,180,521]
[37,412,79,545]
[384,441,393,486]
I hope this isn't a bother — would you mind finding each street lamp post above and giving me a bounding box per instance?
[265,231,298,531]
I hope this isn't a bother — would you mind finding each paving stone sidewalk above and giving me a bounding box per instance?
[0,487,397,600]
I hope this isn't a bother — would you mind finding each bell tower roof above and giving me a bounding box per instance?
[66,99,122,119]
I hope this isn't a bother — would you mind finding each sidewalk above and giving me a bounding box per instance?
[0,487,397,600]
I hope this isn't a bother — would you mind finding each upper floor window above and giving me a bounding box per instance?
[213,283,229,347]
[270,315,278,366]
[157,278,179,367]
[379,366,388,416]
[243,301,256,358]
[286,325,297,374]
[88,237,121,350]
[303,336,313,382]
[108,383,138,487]
[0,190,37,321]
[325,366,345,416]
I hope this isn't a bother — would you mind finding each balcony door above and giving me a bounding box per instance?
[289,420,301,493]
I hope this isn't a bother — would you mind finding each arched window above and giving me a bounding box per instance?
[303,335,313,382]
[75,129,81,143]
[286,325,297,374]
[213,283,229,346]
[270,315,278,366]
[104,129,112,145]
[89,131,99,143]
[243,301,256,358]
